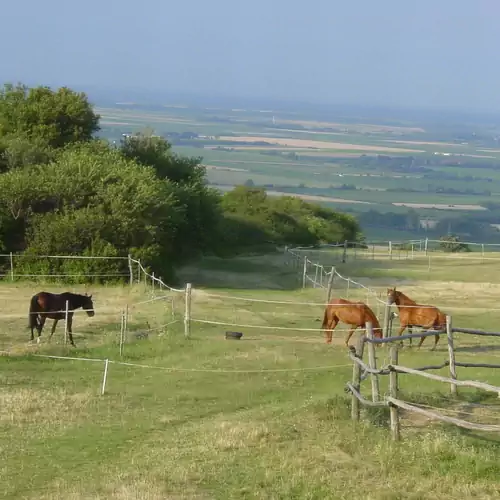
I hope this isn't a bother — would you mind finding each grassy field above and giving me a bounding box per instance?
[3,252,500,499]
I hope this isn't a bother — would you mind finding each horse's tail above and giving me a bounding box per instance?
[28,295,40,329]
[437,310,447,329]
[321,306,330,331]
[366,306,383,338]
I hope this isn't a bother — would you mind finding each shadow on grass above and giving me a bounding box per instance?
[454,344,500,353]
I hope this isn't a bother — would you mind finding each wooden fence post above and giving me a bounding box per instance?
[389,241,392,260]
[446,315,457,396]
[127,254,133,287]
[366,321,380,402]
[389,344,400,441]
[119,310,125,357]
[313,265,319,288]
[326,267,335,303]
[9,252,14,281]
[136,259,141,283]
[382,299,391,339]
[184,283,192,338]
[302,256,307,289]
[424,237,429,255]
[342,240,348,263]
[351,336,365,422]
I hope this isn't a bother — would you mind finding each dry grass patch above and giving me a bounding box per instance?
[275,119,426,134]
[217,135,424,153]
[266,190,372,204]
[392,202,487,211]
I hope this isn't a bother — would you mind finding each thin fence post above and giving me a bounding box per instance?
[346,278,350,298]
[124,304,129,341]
[137,259,141,284]
[366,322,380,402]
[101,359,109,395]
[389,241,392,260]
[371,244,375,260]
[342,240,348,263]
[302,256,307,289]
[326,267,335,303]
[446,315,457,396]
[9,252,14,281]
[411,242,415,260]
[389,344,400,441]
[119,311,125,357]
[424,237,429,256]
[351,336,365,422]
[171,297,176,320]
[152,272,155,293]
[184,283,192,338]
[313,265,319,288]
[382,299,391,339]
[64,300,69,345]
[481,244,485,263]
[127,254,133,287]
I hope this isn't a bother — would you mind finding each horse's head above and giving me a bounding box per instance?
[386,287,398,305]
[83,293,95,317]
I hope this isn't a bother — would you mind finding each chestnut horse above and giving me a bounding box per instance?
[321,297,383,346]
[386,287,445,350]
[28,291,95,346]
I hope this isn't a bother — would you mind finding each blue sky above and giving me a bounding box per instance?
[2,0,499,111]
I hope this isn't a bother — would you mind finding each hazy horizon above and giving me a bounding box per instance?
[2,0,499,113]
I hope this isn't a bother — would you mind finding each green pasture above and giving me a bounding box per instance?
[2,252,500,498]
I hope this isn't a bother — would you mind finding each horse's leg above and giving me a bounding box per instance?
[36,316,46,344]
[49,319,59,342]
[345,326,357,347]
[325,316,339,344]
[396,324,407,348]
[30,315,37,341]
[67,313,75,347]
[432,333,440,351]
[417,323,435,350]
[408,325,413,347]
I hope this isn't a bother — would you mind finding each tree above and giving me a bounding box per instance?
[439,235,470,253]
[0,83,100,149]
[119,132,205,184]
[119,132,222,261]
[0,143,184,277]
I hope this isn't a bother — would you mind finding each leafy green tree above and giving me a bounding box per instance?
[0,143,184,276]
[119,132,205,184]
[439,234,471,253]
[0,83,100,149]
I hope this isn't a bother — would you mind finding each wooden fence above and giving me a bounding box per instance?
[346,317,500,440]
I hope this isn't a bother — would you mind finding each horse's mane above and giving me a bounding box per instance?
[395,290,417,306]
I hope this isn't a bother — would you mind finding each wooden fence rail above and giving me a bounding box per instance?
[346,316,500,440]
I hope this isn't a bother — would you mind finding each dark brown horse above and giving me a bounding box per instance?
[386,287,445,350]
[321,297,383,346]
[29,292,95,346]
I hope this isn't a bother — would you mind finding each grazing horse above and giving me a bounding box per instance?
[386,287,445,350]
[28,292,95,346]
[321,297,383,346]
